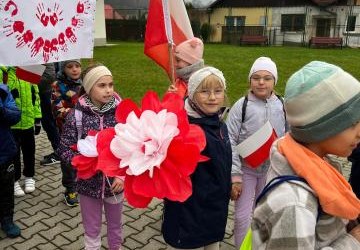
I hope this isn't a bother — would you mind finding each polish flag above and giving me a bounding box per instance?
[236,121,278,168]
[15,65,46,84]
[144,0,193,81]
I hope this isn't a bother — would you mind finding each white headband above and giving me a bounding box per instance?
[188,66,226,99]
[82,66,112,94]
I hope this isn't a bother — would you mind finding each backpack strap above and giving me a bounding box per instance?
[256,175,322,221]
[241,94,249,123]
[74,109,83,140]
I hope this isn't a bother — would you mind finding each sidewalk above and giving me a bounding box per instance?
[0,131,236,249]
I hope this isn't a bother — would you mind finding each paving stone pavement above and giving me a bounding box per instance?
[0,131,352,250]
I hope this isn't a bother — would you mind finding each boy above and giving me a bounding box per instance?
[252,61,360,249]
[0,83,21,237]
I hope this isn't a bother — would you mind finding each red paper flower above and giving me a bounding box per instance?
[109,91,207,208]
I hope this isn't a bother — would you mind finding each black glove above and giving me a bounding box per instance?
[34,118,41,135]
[10,88,19,99]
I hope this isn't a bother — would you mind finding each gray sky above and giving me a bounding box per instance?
[185,0,217,8]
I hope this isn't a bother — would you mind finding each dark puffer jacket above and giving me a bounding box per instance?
[57,94,122,199]
[162,114,232,249]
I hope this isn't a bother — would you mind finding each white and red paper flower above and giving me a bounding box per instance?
[72,91,207,208]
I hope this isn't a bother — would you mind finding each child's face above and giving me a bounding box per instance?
[250,70,275,100]
[89,75,114,107]
[175,56,191,69]
[193,76,225,116]
[313,122,360,157]
[64,62,81,80]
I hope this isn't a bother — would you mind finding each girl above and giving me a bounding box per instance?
[57,64,124,250]
[162,66,232,250]
[51,59,82,206]
[252,61,360,249]
[226,57,287,248]
[168,37,204,98]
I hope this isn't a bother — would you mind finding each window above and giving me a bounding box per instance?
[347,16,356,32]
[225,16,245,26]
[281,14,305,32]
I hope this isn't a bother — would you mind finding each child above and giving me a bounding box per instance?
[39,63,60,166]
[168,37,204,98]
[0,83,21,238]
[0,67,42,197]
[162,66,232,249]
[51,59,82,206]
[252,61,360,249]
[226,56,286,248]
[57,64,124,249]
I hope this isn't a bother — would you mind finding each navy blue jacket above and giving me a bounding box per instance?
[162,114,232,248]
[0,83,21,164]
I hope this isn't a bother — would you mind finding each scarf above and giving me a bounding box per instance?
[84,95,116,114]
[278,133,360,219]
[176,59,204,82]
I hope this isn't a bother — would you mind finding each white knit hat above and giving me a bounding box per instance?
[248,57,278,84]
[188,66,226,100]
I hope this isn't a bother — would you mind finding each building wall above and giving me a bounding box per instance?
[95,0,107,46]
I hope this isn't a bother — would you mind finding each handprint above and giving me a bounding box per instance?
[31,37,44,57]
[42,39,51,62]
[71,16,84,29]
[76,0,91,14]
[36,3,49,27]
[58,32,68,52]
[2,0,18,16]
[2,19,24,36]
[49,3,63,26]
[50,37,59,60]
[16,29,33,48]
[65,27,77,43]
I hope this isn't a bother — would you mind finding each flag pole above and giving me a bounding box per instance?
[168,42,175,85]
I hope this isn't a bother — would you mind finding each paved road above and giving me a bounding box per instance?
[0,132,235,249]
[0,131,351,249]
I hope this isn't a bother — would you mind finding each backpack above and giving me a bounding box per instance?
[241,94,285,123]
[239,175,321,250]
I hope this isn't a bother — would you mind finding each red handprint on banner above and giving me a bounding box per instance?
[49,3,63,27]
[71,16,84,29]
[65,27,77,43]
[31,37,44,57]
[2,19,24,36]
[1,0,18,16]
[36,3,49,27]
[50,37,59,60]
[42,39,52,62]
[76,0,90,14]
[58,32,68,52]
[16,29,33,48]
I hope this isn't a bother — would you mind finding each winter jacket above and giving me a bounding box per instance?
[252,139,360,249]
[1,67,41,130]
[162,114,232,249]
[51,75,82,133]
[38,63,56,94]
[0,83,21,164]
[226,91,286,182]
[57,94,122,199]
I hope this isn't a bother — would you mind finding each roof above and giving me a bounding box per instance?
[209,0,348,8]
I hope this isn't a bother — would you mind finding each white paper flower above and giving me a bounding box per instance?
[110,109,179,178]
[77,134,98,157]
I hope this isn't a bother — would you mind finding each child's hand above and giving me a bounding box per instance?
[167,84,178,93]
[111,177,124,193]
[231,182,242,201]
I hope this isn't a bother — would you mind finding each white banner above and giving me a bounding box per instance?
[0,0,96,66]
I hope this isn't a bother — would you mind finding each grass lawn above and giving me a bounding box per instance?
[88,41,359,105]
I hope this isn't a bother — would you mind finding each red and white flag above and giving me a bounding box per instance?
[15,65,46,84]
[144,0,193,80]
[236,121,278,168]
[0,0,96,66]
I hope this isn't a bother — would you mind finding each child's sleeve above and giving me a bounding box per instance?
[226,98,244,183]
[0,84,21,126]
[56,108,78,165]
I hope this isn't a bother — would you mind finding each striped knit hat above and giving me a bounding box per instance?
[284,61,360,143]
